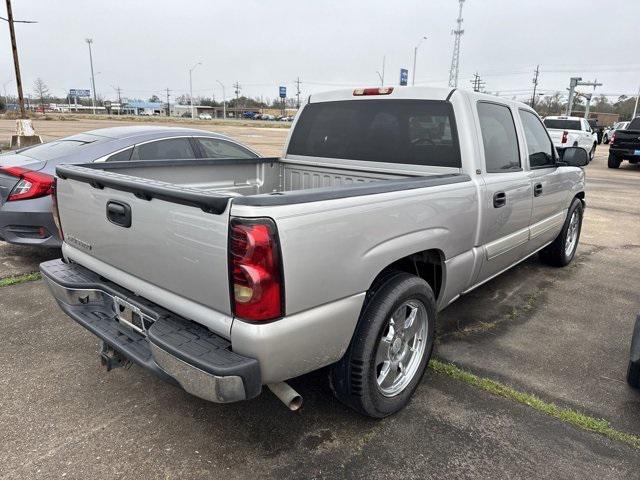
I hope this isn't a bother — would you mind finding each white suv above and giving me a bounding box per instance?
[543,116,598,161]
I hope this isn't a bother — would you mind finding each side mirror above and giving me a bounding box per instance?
[561,147,589,167]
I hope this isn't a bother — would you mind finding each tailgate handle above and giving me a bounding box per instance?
[106,201,132,228]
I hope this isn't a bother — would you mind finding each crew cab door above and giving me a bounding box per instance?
[580,119,595,150]
[475,101,533,282]
[518,109,567,251]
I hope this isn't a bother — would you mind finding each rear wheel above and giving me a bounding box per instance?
[628,360,640,389]
[329,272,435,418]
[539,198,583,267]
[608,153,622,169]
[603,133,609,144]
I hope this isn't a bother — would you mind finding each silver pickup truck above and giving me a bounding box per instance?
[41,87,588,417]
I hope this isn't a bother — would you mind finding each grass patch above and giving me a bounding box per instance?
[0,272,41,287]
[429,358,640,450]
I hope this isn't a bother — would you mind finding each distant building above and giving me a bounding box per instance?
[122,100,164,116]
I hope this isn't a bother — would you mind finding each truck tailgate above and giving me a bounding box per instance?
[56,173,233,324]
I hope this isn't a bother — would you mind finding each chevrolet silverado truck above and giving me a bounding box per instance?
[608,116,640,168]
[41,87,588,418]
[543,116,598,162]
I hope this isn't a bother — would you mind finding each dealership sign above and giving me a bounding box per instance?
[69,89,91,97]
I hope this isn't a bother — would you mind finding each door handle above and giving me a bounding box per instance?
[106,200,132,228]
[493,191,506,208]
[534,183,543,197]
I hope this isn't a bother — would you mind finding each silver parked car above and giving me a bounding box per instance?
[602,121,629,144]
[0,126,259,247]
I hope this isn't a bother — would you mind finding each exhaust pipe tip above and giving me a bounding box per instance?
[268,382,303,411]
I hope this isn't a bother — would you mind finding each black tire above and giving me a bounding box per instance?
[603,134,609,144]
[329,272,436,418]
[589,143,596,162]
[628,360,640,389]
[608,153,622,169]
[539,198,583,267]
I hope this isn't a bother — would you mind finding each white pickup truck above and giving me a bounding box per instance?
[543,115,598,161]
[41,87,588,417]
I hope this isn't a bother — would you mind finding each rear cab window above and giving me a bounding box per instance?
[287,99,461,168]
[543,119,582,131]
[476,102,521,173]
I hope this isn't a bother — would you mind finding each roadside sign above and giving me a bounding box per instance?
[400,69,408,86]
[279,86,286,98]
[69,89,90,97]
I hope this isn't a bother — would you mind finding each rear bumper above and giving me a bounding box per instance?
[0,196,61,247]
[40,259,261,403]
[609,147,640,158]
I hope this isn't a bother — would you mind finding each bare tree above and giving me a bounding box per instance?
[33,77,49,110]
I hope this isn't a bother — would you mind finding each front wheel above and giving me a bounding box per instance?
[603,133,609,144]
[329,272,435,418]
[539,198,583,267]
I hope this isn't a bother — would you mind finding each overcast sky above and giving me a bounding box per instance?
[2,0,638,104]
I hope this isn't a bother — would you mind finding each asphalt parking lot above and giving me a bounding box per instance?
[1,122,639,479]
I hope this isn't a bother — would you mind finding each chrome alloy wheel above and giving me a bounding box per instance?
[375,300,428,397]
[565,210,579,257]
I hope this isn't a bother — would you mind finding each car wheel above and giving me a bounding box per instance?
[329,272,435,418]
[539,198,583,267]
[608,153,622,169]
[603,134,609,144]
[628,360,640,389]
[589,143,596,162]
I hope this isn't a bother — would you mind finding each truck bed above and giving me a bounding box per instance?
[57,157,463,213]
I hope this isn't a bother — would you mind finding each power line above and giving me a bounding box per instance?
[448,0,466,88]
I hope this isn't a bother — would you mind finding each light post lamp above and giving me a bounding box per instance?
[216,80,226,119]
[85,38,97,114]
[189,62,202,119]
[412,36,427,86]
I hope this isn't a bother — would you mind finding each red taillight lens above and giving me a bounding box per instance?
[353,87,394,96]
[561,131,568,144]
[229,218,283,322]
[1,166,54,201]
[610,132,616,145]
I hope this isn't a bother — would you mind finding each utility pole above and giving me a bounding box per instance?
[85,38,97,115]
[165,88,171,117]
[295,77,301,109]
[412,36,427,86]
[216,80,226,119]
[233,81,241,113]
[530,65,540,108]
[3,0,36,118]
[448,0,466,88]
[470,72,484,92]
[632,84,640,119]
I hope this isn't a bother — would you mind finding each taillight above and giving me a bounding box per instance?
[353,87,394,96]
[561,131,568,144]
[51,179,64,240]
[229,218,283,322]
[610,132,616,145]
[0,166,54,201]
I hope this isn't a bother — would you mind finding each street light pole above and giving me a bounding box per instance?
[216,80,226,119]
[633,84,640,120]
[189,62,201,119]
[85,38,97,115]
[412,36,427,86]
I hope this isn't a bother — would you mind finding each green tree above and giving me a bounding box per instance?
[148,94,160,103]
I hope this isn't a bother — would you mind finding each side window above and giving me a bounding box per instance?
[519,110,555,168]
[130,138,196,161]
[105,147,133,162]
[197,138,256,159]
[477,102,521,173]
